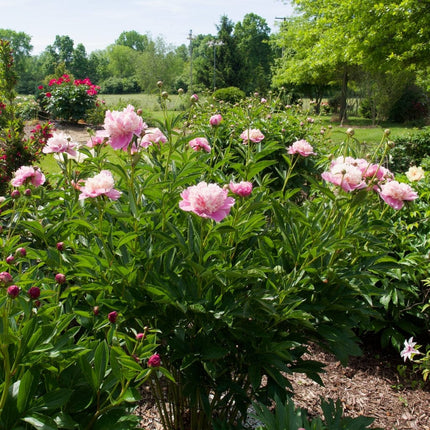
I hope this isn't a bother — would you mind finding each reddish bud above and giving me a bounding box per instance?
[108,311,118,324]
[55,273,66,284]
[0,271,13,285]
[6,255,14,264]
[56,242,64,251]
[16,247,26,257]
[93,305,100,316]
[24,188,32,196]
[11,190,20,199]
[136,333,145,340]
[7,285,20,298]
[28,286,41,299]
[148,353,161,368]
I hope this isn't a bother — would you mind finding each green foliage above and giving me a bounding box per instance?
[100,76,141,94]
[252,396,376,430]
[213,86,245,103]
[389,128,430,173]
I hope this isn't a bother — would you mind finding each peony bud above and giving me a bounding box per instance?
[93,305,100,316]
[11,190,20,199]
[7,285,20,299]
[209,114,222,127]
[55,273,66,284]
[28,286,41,299]
[190,94,198,103]
[157,80,163,88]
[16,247,26,257]
[6,255,14,264]
[108,311,118,324]
[0,271,13,286]
[56,242,64,251]
[346,128,354,136]
[148,353,161,367]
[136,332,145,340]
[24,188,32,196]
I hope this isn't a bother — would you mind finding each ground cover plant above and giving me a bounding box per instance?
[1,46,429,429]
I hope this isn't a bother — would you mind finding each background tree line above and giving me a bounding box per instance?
[2,0,430,124]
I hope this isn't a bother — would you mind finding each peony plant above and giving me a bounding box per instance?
[0,85,425,430]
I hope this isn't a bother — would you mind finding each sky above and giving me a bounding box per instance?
[1,0,295,55]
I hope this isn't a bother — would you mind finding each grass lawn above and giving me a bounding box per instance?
[318,115,419,145]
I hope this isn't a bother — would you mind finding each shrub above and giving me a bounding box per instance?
[99,76,141,94]
[389,84,428,124]
[37,74,100,123]
[389,127,430,173]
[213,86,245,103]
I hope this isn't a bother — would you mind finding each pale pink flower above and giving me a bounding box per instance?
[189,137,211,153]
[321,161,367,192]
[378,180,418,210]
[179,181,235,222]
[240,128,265,144]
[287,139,316,157]
[406,166,425,182]
[86,130,109,148]
[209,114,222,126]
[141,128,167,148]
[43,131,77,156]
[400,337,420,362]
[79,170,121,201]
[229,181,253,197]
[103,105,146,151]
[11,166,45,187]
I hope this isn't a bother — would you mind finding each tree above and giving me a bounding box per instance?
[70,43,89,79]
[234,13,273,93]
[275,0,430,123]
[115,30,153,52]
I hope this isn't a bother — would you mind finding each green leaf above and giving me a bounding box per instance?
[22,413,58,430]
[94,341,109,388]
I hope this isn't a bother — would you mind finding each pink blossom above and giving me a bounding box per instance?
[103,105,146,151]
[11,166,45,187]
[240,128,265,144]
[190,94,199,102]
[209,114,222,126]
[189,137,211,153]
[79,170,122,201]
[378,180,418,210]
[148,353,161,367]
[86,130,109,148]
[179,181,235,222]
[287,139,316,157]
[321,161,367,192]
[229,181,253,197]
[43,132,78,156]
[55,273,66,284]
[141,128,167,148]
[400,337,420,361]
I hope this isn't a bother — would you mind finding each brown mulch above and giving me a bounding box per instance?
[134,343,430,430]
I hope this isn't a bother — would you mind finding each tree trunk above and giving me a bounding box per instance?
[339,66,348,126]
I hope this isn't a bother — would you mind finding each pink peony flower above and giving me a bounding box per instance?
[148,353,161,367]
[179,181,235,222]
[79,170,122,201]
[11,166,45,187]
[321,162,367,192]
[141,127,167,148]
[240,128,265,144]
[400,337,420,361]
[43,131,78,156]
[103,105,146,151]
[229,181,253,197]
[86,130,109,148]
[287,139,316,157]
[209,114,222,126]
[189,137,211,153]
[378,180,418,210]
